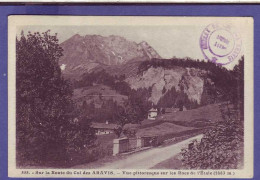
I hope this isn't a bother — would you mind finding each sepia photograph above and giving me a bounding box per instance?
[8,16,253,178]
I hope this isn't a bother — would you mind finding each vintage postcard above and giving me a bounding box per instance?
[8,16,253,178]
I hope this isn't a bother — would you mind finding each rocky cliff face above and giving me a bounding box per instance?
[126,66,207,104]
[59,34,161,78]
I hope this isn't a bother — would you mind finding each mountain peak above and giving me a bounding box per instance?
[139,41,149,46]
[138,41,161,59]
[59,34,161,78]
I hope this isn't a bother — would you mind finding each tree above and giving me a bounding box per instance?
[116,102,137,126]
[122,127,137,138]
[114,126,123,137]
[16,30,95,166]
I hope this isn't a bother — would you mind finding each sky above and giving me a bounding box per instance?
[18,25,243,69]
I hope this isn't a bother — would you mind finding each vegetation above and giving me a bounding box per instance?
[181,58,244,169]
[75,55,244,127]
[79,89,152,126]
[181,103,243,169]
[16,31,96,167]
[157,87,199,110]
[74,70,131,96]
[76,70,152,125]
[138,57,230,76]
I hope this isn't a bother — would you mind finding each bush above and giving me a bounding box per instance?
[181,103,243,169]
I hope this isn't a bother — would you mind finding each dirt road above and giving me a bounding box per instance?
[98,134,203,169]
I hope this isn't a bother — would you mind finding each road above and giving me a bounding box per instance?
[98,134,203,169]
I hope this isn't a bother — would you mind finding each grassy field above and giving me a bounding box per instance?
[156,103,223,124]
[135,103,223,138]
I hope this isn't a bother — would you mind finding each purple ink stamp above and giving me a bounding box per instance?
[200,23,242,65]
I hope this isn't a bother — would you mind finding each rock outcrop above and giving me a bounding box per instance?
[126,66,207,104]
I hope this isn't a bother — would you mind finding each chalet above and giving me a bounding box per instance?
[148,108,158,120]
[91,121,119,135]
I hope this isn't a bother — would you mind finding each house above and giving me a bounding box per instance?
[148,108,158,120]
[91,121,119,135]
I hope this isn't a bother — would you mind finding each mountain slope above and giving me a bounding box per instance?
[73,84,128,108]
[59,34,161,79]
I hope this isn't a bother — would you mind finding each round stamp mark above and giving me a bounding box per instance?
[200,23,242,65]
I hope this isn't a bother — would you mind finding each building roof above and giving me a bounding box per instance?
[91,122,120,130]
[149,108,158,112]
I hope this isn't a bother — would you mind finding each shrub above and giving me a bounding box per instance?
[181,103,243,169]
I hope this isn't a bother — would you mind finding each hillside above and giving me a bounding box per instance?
[97,61,143,79]
[73,84,128,108]
[134,103,223,139]
[73,62,210,107]
[157,103,223,124]
[61,34,242,112]
[136,123,195,137]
